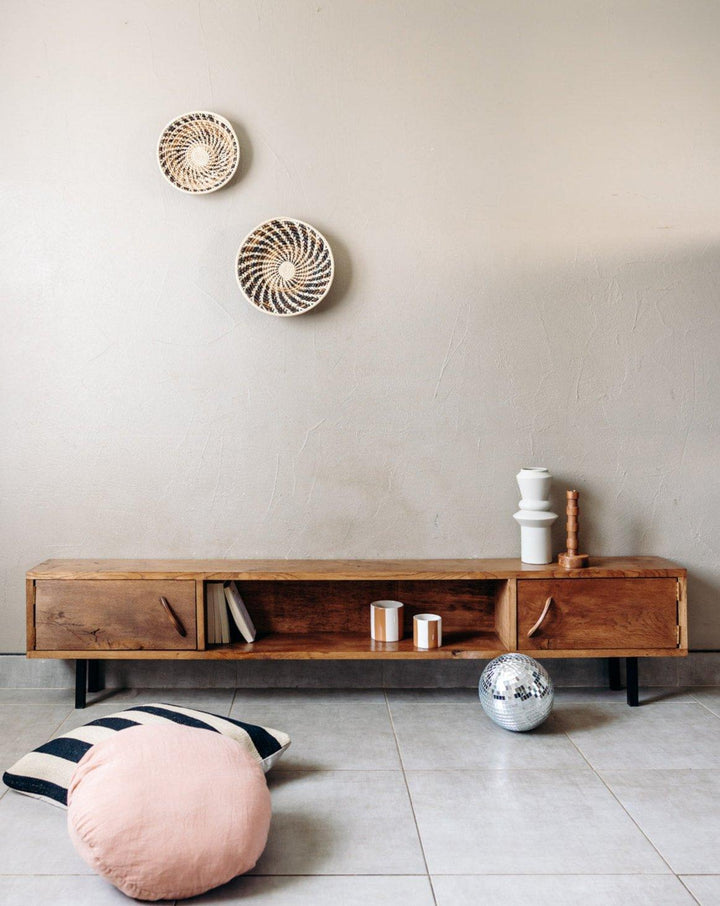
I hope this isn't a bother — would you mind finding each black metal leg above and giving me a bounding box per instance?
[75,659,87,709]
[626,657,639,707]
[608,657,622,691]
[87,659,104,693]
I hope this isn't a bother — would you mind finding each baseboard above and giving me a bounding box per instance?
[1,652,717,689]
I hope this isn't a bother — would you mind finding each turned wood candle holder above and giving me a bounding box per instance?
[558,490,589,569]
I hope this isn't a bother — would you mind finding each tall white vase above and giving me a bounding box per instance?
[513,467,558,564]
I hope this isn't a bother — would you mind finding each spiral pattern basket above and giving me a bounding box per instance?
[236,218,334,316]
[157,111,240,194]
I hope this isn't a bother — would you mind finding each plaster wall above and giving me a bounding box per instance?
[1,0,719,652]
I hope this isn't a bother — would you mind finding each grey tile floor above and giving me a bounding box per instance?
[0,686,719,904]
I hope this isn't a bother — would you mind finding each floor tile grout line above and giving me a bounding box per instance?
[677,875,703,905]
[690,697,720,721]
[383,689,438,906]
[560,726,679,878]
[48,707,75,739]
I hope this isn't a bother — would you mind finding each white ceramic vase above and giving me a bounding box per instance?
[513,467,558,564]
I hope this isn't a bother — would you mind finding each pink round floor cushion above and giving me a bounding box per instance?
[67,722,271,901]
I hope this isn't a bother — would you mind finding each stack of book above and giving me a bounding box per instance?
[206,581,256,645]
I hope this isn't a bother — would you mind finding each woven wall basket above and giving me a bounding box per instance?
[157,111,240,194]
[236,218,335,316]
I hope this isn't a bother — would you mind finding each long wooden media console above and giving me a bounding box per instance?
[26,557,687,708]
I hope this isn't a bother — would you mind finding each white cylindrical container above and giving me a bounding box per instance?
[513,466,558,565]
[370,600,404,642]
[413,613,442,649]
[518,524,553,565]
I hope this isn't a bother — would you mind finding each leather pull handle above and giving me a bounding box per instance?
[527,596,554,638]
[159,596,187,637]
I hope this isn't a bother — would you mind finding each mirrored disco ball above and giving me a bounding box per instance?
[479,653,554,732]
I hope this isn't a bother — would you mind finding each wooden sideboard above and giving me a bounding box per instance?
[26,557,687,708]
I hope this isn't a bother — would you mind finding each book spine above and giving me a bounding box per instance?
[206,583,216,644]
[218,583,231,644]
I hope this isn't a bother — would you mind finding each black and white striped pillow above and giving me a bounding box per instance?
[2,702,290,808]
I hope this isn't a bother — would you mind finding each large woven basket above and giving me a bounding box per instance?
[236,218,334,316]
[157,111,240,194]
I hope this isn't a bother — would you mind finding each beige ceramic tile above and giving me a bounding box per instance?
[689,687,720,717]
[555,702,720,769]
[601,770,720,874]
[389,703,587,770]
[232,688,386,706]
[0,689,77,705]
[181,875,435,904]
[406,769,667,875]
[553,687,697,704]
[386,689,478,703]
[255,771,426,875]
[386,686,695,706]
[0,792,91,874]
[680,875,720,905]
[0,704,73,766]
[231,701,400,771]
[432,874,696,905]
[0,876,131,905]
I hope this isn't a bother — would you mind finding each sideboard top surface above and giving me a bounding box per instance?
[28,556,685,581]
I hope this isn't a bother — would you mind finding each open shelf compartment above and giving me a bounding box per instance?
[202,578,515,659]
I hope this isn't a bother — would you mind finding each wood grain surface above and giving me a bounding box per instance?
[217,579,498,637]
[28,629,507,660]
[34,580,197,651]
[26,558,688,661]
[518,577,679,651]
[25,639,685,661]
[27,556,686,580]
[494,579,517,650]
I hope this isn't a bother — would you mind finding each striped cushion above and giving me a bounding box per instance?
[2,703,290,808]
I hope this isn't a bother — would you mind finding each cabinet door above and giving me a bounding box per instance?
[518,578,678,651]
[34,580,197,651]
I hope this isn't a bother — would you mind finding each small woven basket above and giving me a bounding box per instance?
[236,218,334,316]
[157,111,240,194]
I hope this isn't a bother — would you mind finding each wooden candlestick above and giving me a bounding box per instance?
[558,490,589,569]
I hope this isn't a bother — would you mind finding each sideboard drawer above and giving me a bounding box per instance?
[518,578,678,651]
[34,580,197,651]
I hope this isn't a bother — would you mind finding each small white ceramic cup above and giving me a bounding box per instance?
[413,613,442,649]
[370,600,404,642]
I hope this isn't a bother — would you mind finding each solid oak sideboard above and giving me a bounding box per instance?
[26,557,687,708]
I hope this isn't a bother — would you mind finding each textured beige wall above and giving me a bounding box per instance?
[1,0,719,652]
